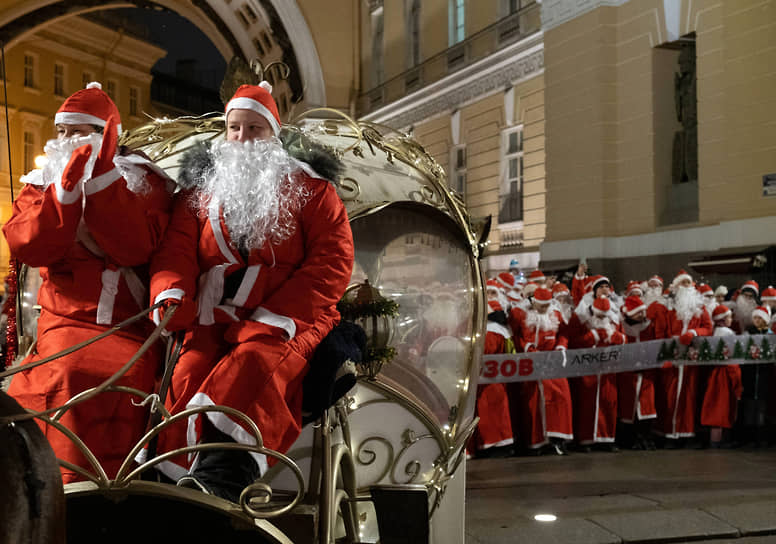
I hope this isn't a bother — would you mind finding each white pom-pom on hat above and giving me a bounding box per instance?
[86,81,102,90]
[258,80,273,93]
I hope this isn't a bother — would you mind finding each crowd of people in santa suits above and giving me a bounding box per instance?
[470,265,776,458]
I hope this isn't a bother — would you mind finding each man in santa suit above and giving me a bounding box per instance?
[739,305,774,447]
[728,280,759,333]
[3,83,174,483]
[551,282,574,325]
[653,270,712,446]
[698,283,717,316]
[516,287,573,454]
[470,282,515,456]
[700,305,741,447]
[527,269,547,289]
[617,296,657,449]
[147,82,354,499]
[570,296,626,451]
[761,286,776,332]
[624,281,643,299]
[566,275,620,346]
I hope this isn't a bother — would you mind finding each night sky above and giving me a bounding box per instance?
[111,7,226,91]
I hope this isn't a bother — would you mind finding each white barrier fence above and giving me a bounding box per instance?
[478,334,776,384]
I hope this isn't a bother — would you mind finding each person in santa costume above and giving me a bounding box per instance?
[617,295,658,450]
[728,280,760,333]
[515,287,573,455]
[700,305,741,448]
[761,286,776,333]
[570,296,626,451]
[469,282,515,456]
[147,82,354,499]
[565,275,620,347]
[551,282,574,325]
[698,283,717,316]
[653,270,712,446]
[3,82,174,483]
[737,305,774,447]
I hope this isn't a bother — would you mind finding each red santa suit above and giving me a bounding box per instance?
[148,100,353,479]
[516,288,573,449]
[653,274,712,438]
[471,299,515,452]
[570,296,626,445]
[700,306,742,429]
[3,85,173,483]
[618,296,657,423]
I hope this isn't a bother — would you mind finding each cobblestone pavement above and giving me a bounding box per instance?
[465,448,776,543]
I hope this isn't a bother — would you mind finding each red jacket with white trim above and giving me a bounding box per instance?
[149,171,354,353]
[3,154,173,333]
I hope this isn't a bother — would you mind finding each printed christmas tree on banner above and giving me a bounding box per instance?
[732,339,745,360]
[697,338,713,361]
[713,338,729,361]
[745,337,759,360]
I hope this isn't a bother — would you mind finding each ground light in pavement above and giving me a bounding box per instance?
[534,514,557,522]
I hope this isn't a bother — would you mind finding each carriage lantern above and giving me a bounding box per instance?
[338,280,399,380]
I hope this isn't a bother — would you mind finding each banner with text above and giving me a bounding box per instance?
[478,334,776,384]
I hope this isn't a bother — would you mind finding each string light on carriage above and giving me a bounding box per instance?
[34,154,48,169]
[534,514,558,522]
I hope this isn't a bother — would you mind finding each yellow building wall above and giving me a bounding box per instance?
[544,0,776,244]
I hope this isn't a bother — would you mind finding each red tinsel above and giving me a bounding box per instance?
[4,257,18,368]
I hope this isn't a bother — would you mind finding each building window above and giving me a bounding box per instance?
[23,131,35,173]
[105,79,117,102]
[450,145,466,196]
[449,0,465,46]
[129,87,139,117]
[261,31,273,52]
[253,38,265,57]
[370,3,385,87]
[499,127,523,224]
[54,63,65,97]
[23,54,36,88]
[407,0,421,68]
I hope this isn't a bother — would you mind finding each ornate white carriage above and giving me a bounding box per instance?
[11,109,487,543]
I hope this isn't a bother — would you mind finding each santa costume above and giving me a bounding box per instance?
[569,296,626,448]
[470,293,515,454]
[4,83,174,482]
[515,288,573,453]
[147,83,354,496]
[700,305,742,432]
[617,296,658,439]
[653,270,712,440]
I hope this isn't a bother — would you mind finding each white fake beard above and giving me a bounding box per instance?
[198,139,308,251]
[674,286,702,324]
[525,308,559,332]
[643,286,663,307]
[423,298,461,333]
[590,314,615,338]
[22,134,102,189]
[734,296,757,329]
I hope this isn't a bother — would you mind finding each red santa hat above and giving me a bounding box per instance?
[740,280,759,296]
[496,272,515,291]
[698,283,714,297]
[625,281,643,297]
[225,82,281,136]
[590,275,611,293]
[552,282,570,298]
[532,287,552,305]
[647,275,664,287]
[761,286,776,302]
[523,282,538,298]
[752,305,771,324]
[591,296,611,316]
[712,305,731,322]
[622,295,646,317]
[487,299,503,312]
[55,81,121,134]
[671,269,692,287]
[528,270,546,283]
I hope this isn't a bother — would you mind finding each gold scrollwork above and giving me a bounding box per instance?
[355,436,394,484]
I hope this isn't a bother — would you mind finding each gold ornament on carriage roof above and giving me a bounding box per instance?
[219,57,291,106]
[337,280,399,380]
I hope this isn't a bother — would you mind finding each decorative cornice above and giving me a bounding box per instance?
[541,0,631,32]
[361,33,544,129]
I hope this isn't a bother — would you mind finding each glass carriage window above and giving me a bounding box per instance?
[54,63,65,96]
[129,87,139,117]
